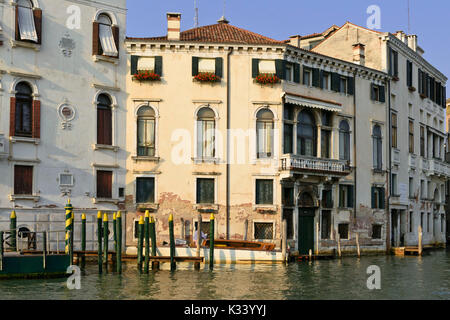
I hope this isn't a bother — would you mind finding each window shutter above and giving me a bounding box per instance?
[252,58,260,78]
[371,186,376,208]
[33,8,42,45]
[443,88,447,108]
[97,171,112,199]
[394,51,398,77]
[370,83,375,100]
[15,6,20,41]
[347,186,354,208]
[10,97,16,137]
[154,56,163,76]
[379,85,386,103]
[312,68,320,87]
[347,77,354,95]
[130,55,139,75]
[293,63,300,83]
[331,73,340,92]
[14,166,33,195]
[97,107,112,145]
[111,26,119,58]
[319,70,324,89]
[215,57,223,78]
[380,187,385,209]
[388,47,393,76]
[92,22,100,55]
[32,100,40,139]
[192,56,199,76]
[275,59,285,80]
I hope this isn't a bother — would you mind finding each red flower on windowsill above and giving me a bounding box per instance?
[255,73,280,85]
[193,72,221,82]
[133,71,161,81]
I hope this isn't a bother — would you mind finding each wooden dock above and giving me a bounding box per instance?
[391,245,439,256]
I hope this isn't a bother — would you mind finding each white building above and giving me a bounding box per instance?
[0,0,127,250]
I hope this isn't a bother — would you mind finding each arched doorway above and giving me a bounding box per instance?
[298,192,317,255]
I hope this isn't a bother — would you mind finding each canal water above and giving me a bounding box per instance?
[1,249,449,300]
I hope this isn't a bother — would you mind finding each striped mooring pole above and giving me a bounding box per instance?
[150,216,159,270]
[113,212,117,255]
[103,213,109,267]
[10,211,16,252]
[169,214,176,271]
[137,216,144,273]
[144,211,150,273]
[116,211,122,274]
[81,213,86,268]
[65,199,73,264]
[209,213,215,270]
[97,211,102,274]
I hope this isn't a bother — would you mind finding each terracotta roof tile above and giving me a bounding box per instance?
[127,23,284,45]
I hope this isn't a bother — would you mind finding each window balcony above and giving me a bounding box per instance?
[420,157,429,172]
[428,159,450,178]
[280,154,351,177]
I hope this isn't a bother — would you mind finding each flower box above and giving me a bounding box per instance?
[133,71,161,81]
[193,72,221,83]
[255,73,280,85]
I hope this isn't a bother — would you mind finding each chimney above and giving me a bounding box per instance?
[167,12,181,41]
[352,43,365,66]
[407,34,418,52]
[289,35,301,48]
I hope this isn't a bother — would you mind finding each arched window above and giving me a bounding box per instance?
[94,13,118,57]
[137,106,155,156]
[197,107,215,158]
[373,125,382,170]
[339,120,350,161]
[14,82,33,137]
[297,110,316,156]
[256,109,274,158]
[16,0,40,44]
[97,94,112,145]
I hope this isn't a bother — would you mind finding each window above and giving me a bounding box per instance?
[420,212,424,229]
[194,221,211,239]
[14,165,33,195]
[391,113,398,149]
[322,189,333,208]
[420,180,425,199]
[371,84,386,102]
[339,76,348,94]
[258,60,276,74]
[282,186,294,206]
[372,225,382,239]
[339,120,350,161]
[13,82,33,137]
[391,173,398,196]
[373,125,382,170]
[16,0,41,44]
[441,214,445,233]
[297,110,316,156]
[427,213,431,233]
[192,57,223,78]
[339,185,354,208]
[321,72,330,90]
[407,60,413,87]
[256,179,273,205]
[97,170,112,199]
[136,177,155,204]
[321,129,331,158]
[137,106,155,156]
[409,212,414,233]
[420,125,425,157]
[303,68,311,86]
[409,177,414,198]
[196,178,215,204]
[256,109,274,158]
[338,224,349,240]
[282,209,294,239]
[409,120,414,154]
[131,56,163,76]
[59,173,73,187]
[389,48,398,77]
[97,94,112,145]
[371,186,385,209]
[283,105,294,154]
[196,107,215,159]
[254,222,273,240]
[321,210,331,239]
[285,63,294,82]
[93,14,119,57]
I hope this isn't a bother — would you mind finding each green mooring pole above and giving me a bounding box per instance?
[103,213,109,268]
[209,213,215,270]
[70,208,74,264]
[150,216,158,270]
[97,211,102,274]
[0,231,4,271]
[10,211,16,252]
[116,211,122,274]
[137,216,144,273]
[113,212,117,254]
[169,214,176,271]
[81,213,86,268]
[65,200,73,264]
[144,211,150,273]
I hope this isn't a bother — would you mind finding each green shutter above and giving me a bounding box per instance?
[215,57,223,78]
[192,56,199,76]
[380,187,385,209]
[379,85,386,103]
[371,186,376,209]
[347,77,354,95]
[131,55,139,75]
[331,72,340,92]
[347,186,354,208]
[294,63,300,83]
[312,68,320,87]
[388,47,393,76]
[252,58,260,78]
[275,59,286,80]
[394,51,398,77]
[154,56,162,76]
[443,87,447,108]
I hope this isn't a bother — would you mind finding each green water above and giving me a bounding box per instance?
[0,249,449,300]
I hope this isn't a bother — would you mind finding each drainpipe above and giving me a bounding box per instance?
[352,70,357,221]
[226,47,234,240]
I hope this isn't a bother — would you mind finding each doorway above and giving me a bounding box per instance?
[298,208,315,255]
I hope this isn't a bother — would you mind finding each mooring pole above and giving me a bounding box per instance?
[0,231,4,271]
[337,232,342,258]
[209,213,215,270]
[113,212,117,255]
[116,211,122,274]
[81,213,86,268]
[137,216,144,273]
[195,213,202,270]
[418,225,423,256]
[169,214,176,271]
[70,207,74,264]
[97,211,102,274]
[282,219,287,263]
[10,211,16,252]
[65,200,73,264]
[150,216,158,270]
[42,231,47,270]
[103,213,109,268]
[356,233,361,258]
[315,222,319,256]
[144,211,150,273]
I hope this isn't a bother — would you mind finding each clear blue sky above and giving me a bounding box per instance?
[127,0,449,93]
